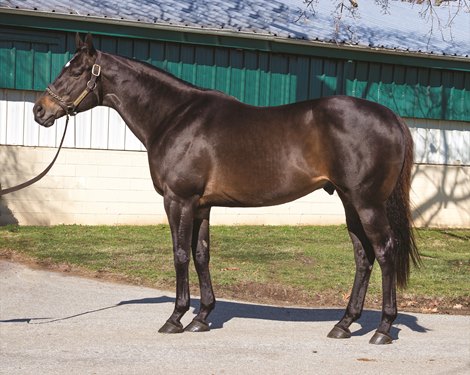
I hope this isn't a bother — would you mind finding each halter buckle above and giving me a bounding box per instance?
[92,64,101,77]
[87,80,97,90]
[68,106,78,116]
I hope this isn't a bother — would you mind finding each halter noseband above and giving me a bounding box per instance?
[46,56,102,116]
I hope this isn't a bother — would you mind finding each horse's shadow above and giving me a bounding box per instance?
[118,296,429,340]
[1,295,429,340]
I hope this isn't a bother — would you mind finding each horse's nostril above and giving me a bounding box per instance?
[34,104,44,116]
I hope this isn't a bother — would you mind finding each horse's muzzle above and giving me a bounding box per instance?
[33,100,61,127]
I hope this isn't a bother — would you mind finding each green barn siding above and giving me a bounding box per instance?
[0,27,469,121]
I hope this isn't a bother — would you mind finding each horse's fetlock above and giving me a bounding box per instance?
[349,311,362,322]
[175,302,190,314]
[383,305,397,322]
[202,300,216,313]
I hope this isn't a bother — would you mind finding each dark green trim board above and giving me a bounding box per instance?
[1,25,469,121]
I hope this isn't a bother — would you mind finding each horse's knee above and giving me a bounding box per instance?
[174,248,190,266]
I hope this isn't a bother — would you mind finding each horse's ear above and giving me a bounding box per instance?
[84,33,96,55]
[75,32,84,49]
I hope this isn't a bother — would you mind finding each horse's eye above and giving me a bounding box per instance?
[69,69,82,78]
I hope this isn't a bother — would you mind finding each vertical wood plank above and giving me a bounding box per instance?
[0,89,7,144]
[23,91,39,146]
[107,108,126,150]
[5,90,24,145]
[214,48,230,95]
[91,106,110,150]
[74,110,92,149]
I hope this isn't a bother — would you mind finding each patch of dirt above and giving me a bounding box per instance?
[0,250,164,289]
[1,249,469,315]
[216,280,470,315]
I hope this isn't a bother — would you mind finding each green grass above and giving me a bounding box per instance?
[1,225,469,311]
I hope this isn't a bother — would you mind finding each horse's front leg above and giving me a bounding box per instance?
[158,195,197,334]
[185,208,215,332]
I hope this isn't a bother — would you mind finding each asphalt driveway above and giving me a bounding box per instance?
[1,260,469,374]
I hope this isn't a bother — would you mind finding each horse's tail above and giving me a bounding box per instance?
[386,119,421,288]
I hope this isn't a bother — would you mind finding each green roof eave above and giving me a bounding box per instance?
[1,7,469,72]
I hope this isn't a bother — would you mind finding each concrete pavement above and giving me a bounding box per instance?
[1,260,469,374]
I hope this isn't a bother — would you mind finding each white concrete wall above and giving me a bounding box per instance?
[1,145,468,227]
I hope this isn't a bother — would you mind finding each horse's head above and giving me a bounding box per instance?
[33,33,101,127]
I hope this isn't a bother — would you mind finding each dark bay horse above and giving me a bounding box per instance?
[33,34,420,345]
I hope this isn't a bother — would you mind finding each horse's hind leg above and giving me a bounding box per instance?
[185,209,216,332]
[328,196,375,340]
[355,203,397,345]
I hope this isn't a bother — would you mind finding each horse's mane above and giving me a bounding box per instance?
[104,50,212,93]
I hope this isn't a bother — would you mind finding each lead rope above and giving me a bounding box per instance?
[0,115,69,196]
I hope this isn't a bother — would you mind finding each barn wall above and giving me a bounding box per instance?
[1,26,469,228]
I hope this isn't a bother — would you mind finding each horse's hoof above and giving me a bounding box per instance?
[184,319,210,332]
[369,331,393,345]
[327,326,351,339]
[158,320,184,334]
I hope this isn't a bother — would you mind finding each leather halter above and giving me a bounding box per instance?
[46,55,102,116]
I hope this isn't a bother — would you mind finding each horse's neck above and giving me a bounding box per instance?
[100,53,196,148]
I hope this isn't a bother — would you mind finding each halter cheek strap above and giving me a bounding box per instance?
[46,57,102,116]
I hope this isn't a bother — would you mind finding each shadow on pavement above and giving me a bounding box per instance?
[1,295,429,340]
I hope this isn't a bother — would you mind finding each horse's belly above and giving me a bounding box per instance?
[199,174,328,208]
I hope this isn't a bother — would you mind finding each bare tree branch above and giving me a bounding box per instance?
[296,0,319,21]
[298,0,469,43]
[418,0,470,42]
